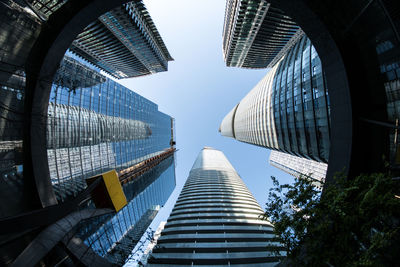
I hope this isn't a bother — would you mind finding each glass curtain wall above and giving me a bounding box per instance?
[222,0,299,68]
[47,54,172,201]
[77,157,175,264]
[373,2,400,167]
[0,0,41,218]
[272,35,330,162]
[221,35,330,163]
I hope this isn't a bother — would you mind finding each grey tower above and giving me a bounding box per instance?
[148,147,284,266]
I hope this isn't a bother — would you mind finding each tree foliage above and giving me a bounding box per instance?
[263,173,400,266]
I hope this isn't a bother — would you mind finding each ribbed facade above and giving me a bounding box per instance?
[222,0,299,68]
[269,150,327,188]
[220,35,330,163]
[27,0,68,17]
[28,0,173,79]
[148,147,284,266]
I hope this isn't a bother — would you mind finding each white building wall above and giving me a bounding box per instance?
[148,147,285,265]
[220,60,282,150]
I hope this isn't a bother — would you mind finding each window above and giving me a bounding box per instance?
[312,87,319,99]
[312,66,317,76]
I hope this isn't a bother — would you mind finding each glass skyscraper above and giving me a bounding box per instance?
[0,0,173,219]
[220,34,330,163]
[77,154,176,265]
[47,54,174,201]
[0,1,176,265]
[41,54,177,265]
[222,0,299,68]
[27,0,173,79]
[269,150,327,188]
[147,147,285,266]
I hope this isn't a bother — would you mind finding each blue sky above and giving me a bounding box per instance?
[121,0,293,263]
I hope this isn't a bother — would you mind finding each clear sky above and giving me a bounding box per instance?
[122,0,293,264]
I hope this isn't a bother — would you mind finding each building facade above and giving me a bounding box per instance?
[0,2,176,264]
[0,1,41,218]
[0,52,176,265]
[40,55,177,264]
[148,147,285,266]
[0,0,173,218]
[69,1,173,79]
[269,150,327,188]
[222,0,299,68]
[27,0,173,78]
[47,54,174,201]
[135,221,167,265]
[220,35,330,163]
[0,52,178,266]
[78,153,176,266]
[222,0,400,178]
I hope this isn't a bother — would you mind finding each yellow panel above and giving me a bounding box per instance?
[102,170,127,212]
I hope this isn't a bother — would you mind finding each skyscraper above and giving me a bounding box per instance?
[220,34,330,163]
[0,1,176,264]
[148,147,285,266]
[26,0,173,79]
[43,55,176,264]
[1,53,177,265]
[69,1,173,79]
[80,151,176,266]
[47,54,175,201]
[0,0,174,218]
[269,150,327,188]
[222,0,299,68]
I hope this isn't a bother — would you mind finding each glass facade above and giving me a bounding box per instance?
[46,54,176,265]
[272,35,330,162]
[69,1,173,79]
[0,1,177,265]
[27,1,173,79]
[0,0,174,218]
[220,35,330,163]
[76,156,175,265]
[28,0,68,17]
[223,0,299,68]
[47,55,173,201]
[0,1,42,218]
[269,150,327,188]
[374,3,400,167]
